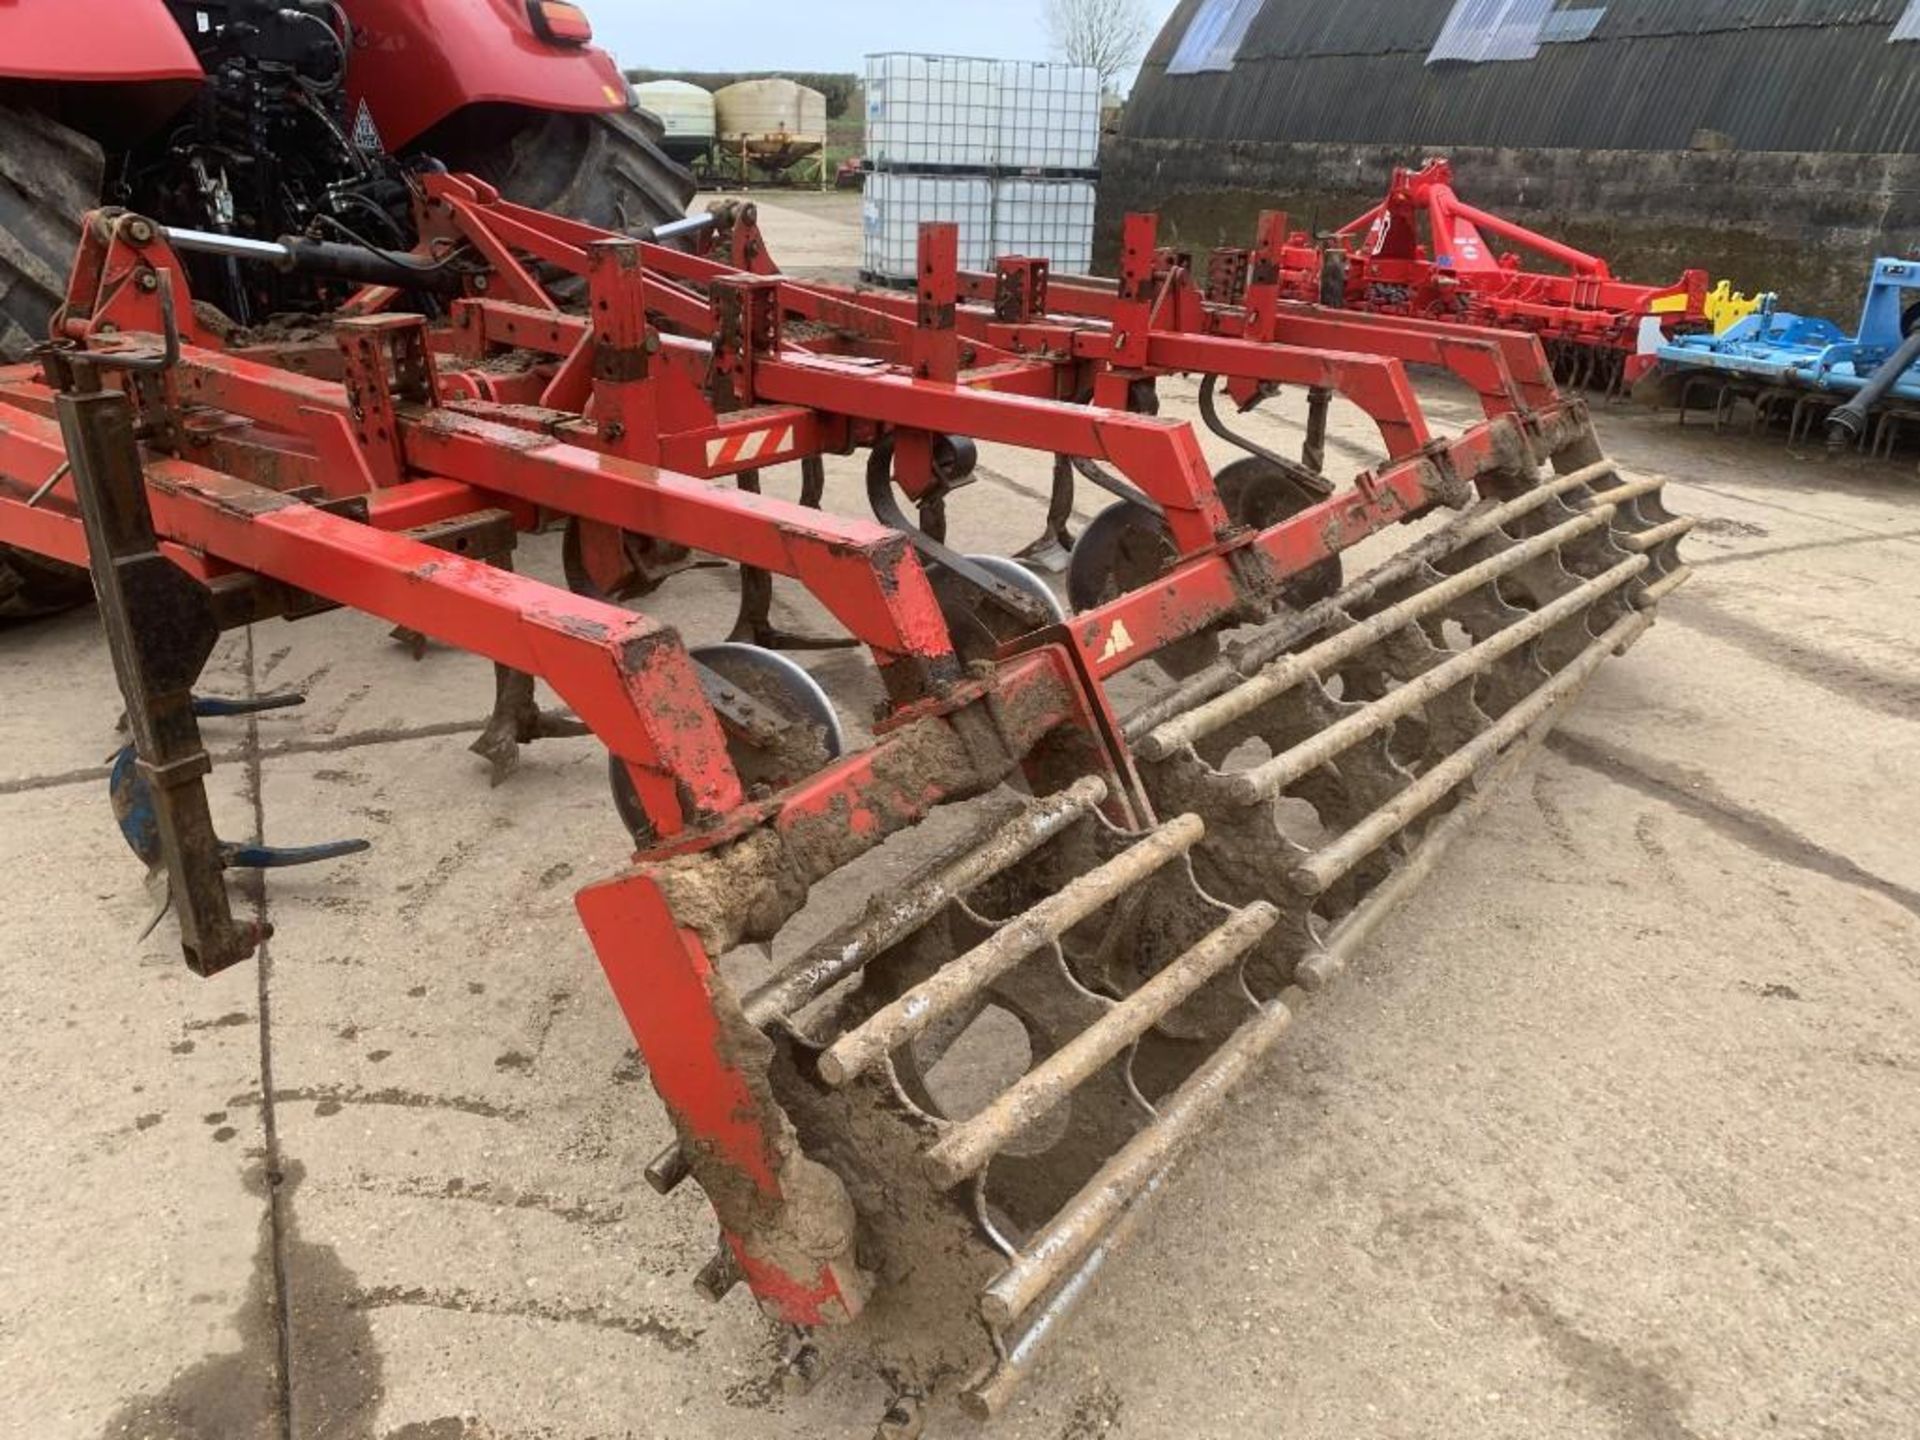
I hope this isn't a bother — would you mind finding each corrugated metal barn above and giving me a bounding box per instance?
[1099,0,1920,316]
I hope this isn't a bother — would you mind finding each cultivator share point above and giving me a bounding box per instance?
[0,175,1692,1422]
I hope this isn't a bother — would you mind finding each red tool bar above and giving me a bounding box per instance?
[0,487,87,568]
[1126,331,1432,457]
[397,418,958,667]
[171,346,951,652]
[0,417,215,574]
[1219,305,1543,418]
[751,352,1231,552]
[1068,453,1446,680]
[154,463,745,831]
[456,299,587,357]
[947,238,1565,418]
[805,272,1435,456]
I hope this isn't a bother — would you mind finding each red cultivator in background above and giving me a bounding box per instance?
[1220,159,1710,393]
[0,173,1692,1427]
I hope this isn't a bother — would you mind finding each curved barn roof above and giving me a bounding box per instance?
[1125,0,1920,154]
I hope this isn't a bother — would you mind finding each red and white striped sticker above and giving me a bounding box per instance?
[705,424,797,469]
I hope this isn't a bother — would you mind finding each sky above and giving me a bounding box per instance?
[591,0,1186,86]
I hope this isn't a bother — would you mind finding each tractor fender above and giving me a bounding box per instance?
[0,0,203,83]
[343,0,629,152]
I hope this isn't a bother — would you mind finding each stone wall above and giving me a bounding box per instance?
[1095,138,1920,323]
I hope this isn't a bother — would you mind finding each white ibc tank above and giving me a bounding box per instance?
[995,61,1100,171]
[862,172,994,281]
[992,178,1097,275]
[866,53,998,170]
[632,80,716,164]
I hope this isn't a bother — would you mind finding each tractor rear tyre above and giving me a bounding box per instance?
[0,103,104,364]
[0,104,102,617]
[455,105,696,239]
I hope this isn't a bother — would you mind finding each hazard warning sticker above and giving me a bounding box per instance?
[352,100,386,155]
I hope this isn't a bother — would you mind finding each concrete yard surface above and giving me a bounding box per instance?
[1,192,1917,1440]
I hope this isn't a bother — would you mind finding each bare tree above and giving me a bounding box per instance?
[1046,0,1153,95]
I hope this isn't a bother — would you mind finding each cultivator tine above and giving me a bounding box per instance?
[470,664,592,785]
[728,463,860,650]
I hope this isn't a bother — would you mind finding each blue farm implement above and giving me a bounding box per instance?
[1645,258,1920,455]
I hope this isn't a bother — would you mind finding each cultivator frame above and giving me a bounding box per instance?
[0,176,1692,1422]
[1220,159,1709,393]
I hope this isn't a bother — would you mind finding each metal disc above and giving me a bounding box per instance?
[930,554,1065,665]
[1212,456,1345,608]
[967,554,1066,626]
[695,642,848,762]
[1066,502,1218,678]
[609,642,845,845]
[1065,502,1171,614]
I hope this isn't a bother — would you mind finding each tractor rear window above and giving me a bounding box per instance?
[1167,0,1265,75]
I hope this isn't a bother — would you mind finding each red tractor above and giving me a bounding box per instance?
[0,0,693,616]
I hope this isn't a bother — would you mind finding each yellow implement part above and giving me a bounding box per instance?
[1706,279,1770,333]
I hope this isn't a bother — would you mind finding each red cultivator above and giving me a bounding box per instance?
[1221,159,1710,393]
[0,177,1692,1426]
